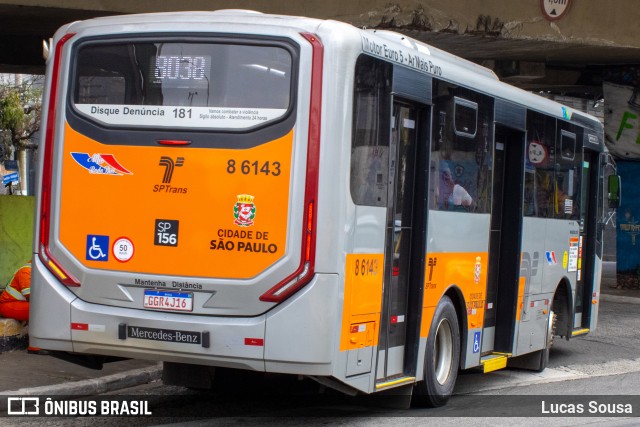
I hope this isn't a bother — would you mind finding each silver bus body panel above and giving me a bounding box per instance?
[516,217,580,356]
[36,268,340,375]
[30,257,76,352]
[425,211,491,254]
[350,206,387,253]
[264,273,338,375]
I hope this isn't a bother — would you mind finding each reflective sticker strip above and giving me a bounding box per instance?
[244,338,264,346]
[4,285,25,301]
[515,276,526,321]
[350,324,367,333]
[71,323,105,332]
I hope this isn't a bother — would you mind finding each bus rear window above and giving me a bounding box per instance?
[72,40,293,130]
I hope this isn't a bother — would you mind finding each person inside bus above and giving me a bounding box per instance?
[555,175,575,218]
[438,163,473,210]
[535,170,554,217]
[0,261,31,322]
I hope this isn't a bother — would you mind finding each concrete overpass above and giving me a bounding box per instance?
[1,0,639,91]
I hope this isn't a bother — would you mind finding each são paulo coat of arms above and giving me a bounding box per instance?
[234,194,256,227]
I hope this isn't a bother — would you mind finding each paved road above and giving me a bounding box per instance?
[1,265,637,426]
[3,296,638,426]
[603,261,616,279]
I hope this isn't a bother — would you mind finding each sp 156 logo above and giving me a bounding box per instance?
[155,220,179,246]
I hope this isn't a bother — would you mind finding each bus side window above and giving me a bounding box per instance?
[430,81,492,213]
[525,111,556,218]
[554,128,582,219]
[350,55,392,207]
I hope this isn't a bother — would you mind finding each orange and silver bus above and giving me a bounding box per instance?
[31,10,619,406]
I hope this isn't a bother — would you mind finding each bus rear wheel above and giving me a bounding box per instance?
[413,295,460,407]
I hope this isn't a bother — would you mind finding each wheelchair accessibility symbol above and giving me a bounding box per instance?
[473,332,481,354]
[86,235,109,261]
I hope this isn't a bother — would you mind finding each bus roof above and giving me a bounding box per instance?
[59,9,603,134]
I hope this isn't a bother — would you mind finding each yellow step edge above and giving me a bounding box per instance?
[481,354,508,373]
[375,376,416,390]
[491,352,512,357]
[571,328,590,337]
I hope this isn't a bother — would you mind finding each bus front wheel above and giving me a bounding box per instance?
[413,295,460,407]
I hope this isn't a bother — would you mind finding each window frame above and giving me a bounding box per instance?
[453,96,478,138]
[560,129,577,161]
[66,33,299,135]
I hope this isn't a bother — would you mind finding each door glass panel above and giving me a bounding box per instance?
[379,102,417,380]
[388,104,416,349]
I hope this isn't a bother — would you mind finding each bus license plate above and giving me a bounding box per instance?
[143,290,193,312]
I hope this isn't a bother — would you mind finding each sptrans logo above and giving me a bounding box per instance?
[154,156,187,194]
[159,156,184,183]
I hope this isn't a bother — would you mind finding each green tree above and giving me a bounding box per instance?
[0,76,42,162]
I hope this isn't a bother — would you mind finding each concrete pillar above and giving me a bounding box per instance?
[18,148,27,195]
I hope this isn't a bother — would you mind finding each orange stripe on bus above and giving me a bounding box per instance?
[420,252,488,338]
[340,254,384,351]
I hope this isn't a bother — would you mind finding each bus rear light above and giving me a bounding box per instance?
[262,262,311,302]
[157,139,192,146]
[39,244,80,287]
[39,33,79,287]
[259,33,322,304]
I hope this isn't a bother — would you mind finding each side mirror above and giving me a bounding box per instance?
[608,175,621,209]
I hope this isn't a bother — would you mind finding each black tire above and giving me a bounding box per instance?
[413,295,460,407]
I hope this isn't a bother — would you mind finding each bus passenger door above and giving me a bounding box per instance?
[483,124,525,354]
[576,149,599,330]
[376,99,429,383]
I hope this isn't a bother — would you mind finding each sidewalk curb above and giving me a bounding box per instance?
[0,363,162,396]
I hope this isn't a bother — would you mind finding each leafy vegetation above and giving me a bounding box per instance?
[0,75,43,161]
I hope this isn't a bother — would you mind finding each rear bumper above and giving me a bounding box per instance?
[30,258,339,376]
